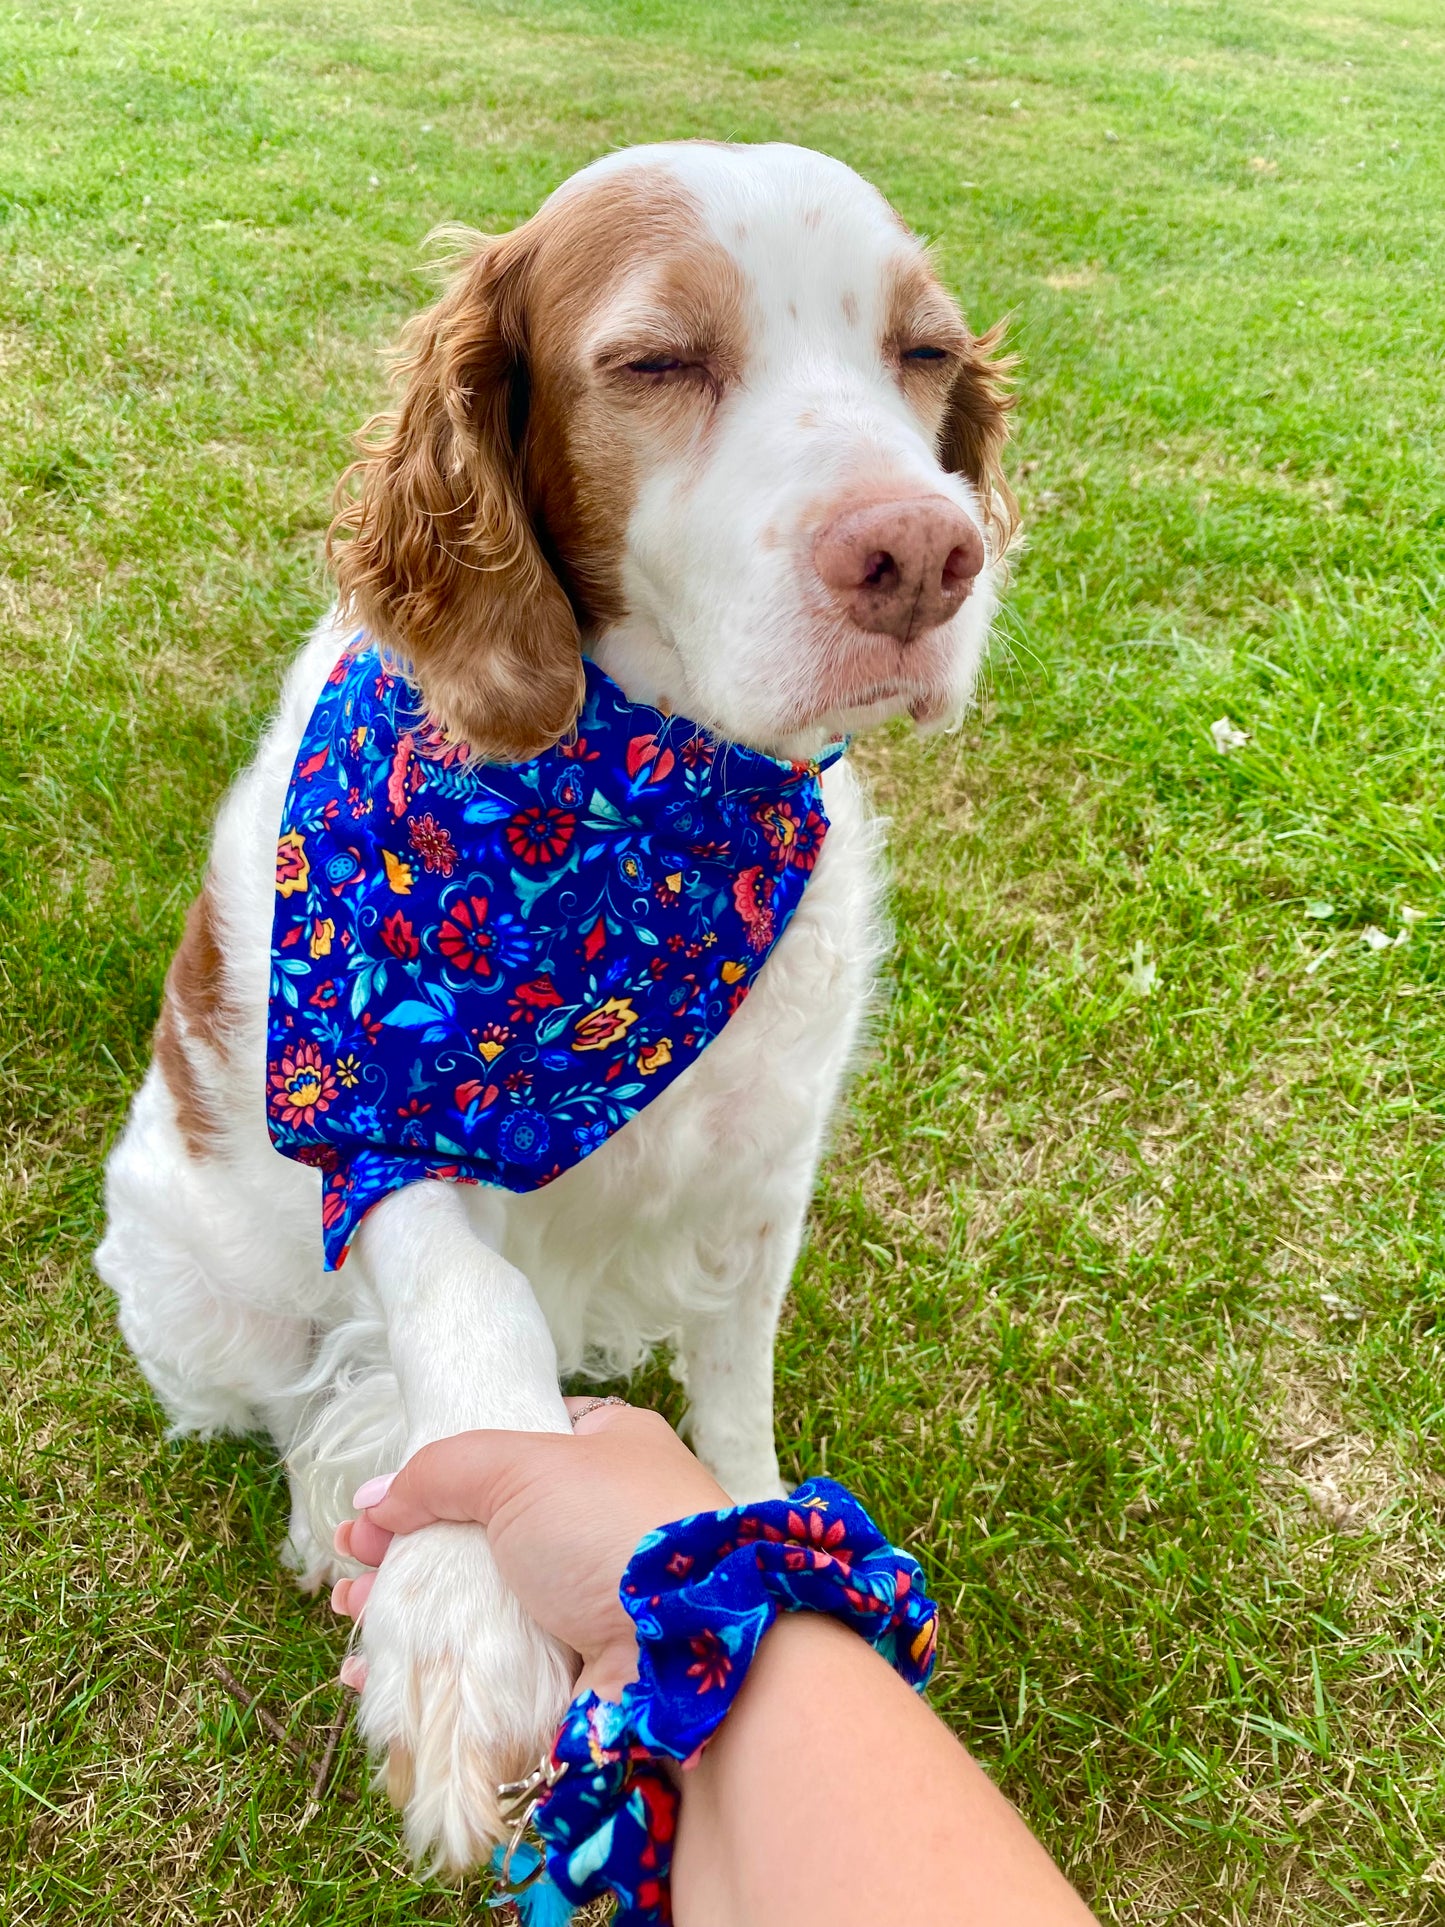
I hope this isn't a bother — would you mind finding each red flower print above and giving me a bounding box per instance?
[680,732,714,769]
[558,734,599,761]
[358,1009,383,1045]
[454,1078,500,1114]
[685,1629,732,1694]
[780,1505,852,1575]
[503,804,577,867]
[268,1040,337,1128]
[380,911,419,961]
[842,1581,886,1614]
[308,978,340,1008]
[387,732,424,819]
[397,1096,432,1121]
[437,893,495,976]
[508,975,563,1024]
[756,800,825,874]
[624,732,676,785]
[275,830,309,898]
[732,865,775,951]
[735,1515,785,1546]
[789,1507,847,1550]
[666,1551,694,1578]
[407,811,457,876]
[582,915,607,962]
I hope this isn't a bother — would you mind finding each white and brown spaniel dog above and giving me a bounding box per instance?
[97,141,1015,1867]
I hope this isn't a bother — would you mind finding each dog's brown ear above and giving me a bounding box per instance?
[327,228,583,760]
[938,320,1019,567]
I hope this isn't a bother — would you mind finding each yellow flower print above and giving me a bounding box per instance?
[383,848,414,895]
[475,1022,512,1064]
[276,830,309,897]
[335,1053,360,1089]
[572,996,638,1052]
[910,1614,938,1672]
[637,1038,673,1075]
[720,960,747,984]
[309,916,335,959]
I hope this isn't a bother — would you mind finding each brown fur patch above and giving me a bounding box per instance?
[938,316,1019,563]
[840,290,859,325]
[523,187,749,619]
[153,883,229,1156]
[385,1743,414,1808]
[328,168,749,758]
[882,254,1019,562]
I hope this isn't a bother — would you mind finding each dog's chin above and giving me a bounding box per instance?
[766,679,960,756]
[907,687,966,733]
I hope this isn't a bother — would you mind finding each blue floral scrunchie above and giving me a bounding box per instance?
[524,1477,939,1924]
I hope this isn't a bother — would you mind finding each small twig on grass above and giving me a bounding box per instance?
[207,1656,357,1805]
[208,1656,309,1760]
[310,1701,351,1803]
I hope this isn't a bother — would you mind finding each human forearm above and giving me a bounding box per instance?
[670,1613,1097,1927]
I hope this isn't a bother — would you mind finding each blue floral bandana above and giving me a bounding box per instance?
[267,636,843,1268]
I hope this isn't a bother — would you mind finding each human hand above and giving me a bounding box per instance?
[331,1400,728,1698]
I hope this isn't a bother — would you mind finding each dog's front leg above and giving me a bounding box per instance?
[350,1180,575,1871]
[678,1193,813,1504]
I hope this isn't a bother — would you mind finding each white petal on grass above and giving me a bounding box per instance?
[1321,1291,1365,1323]
[1124,940,1157,996]
[1210,716,1249,753]
[1305,901,1335,920]
[1360,925,1393,951]
[1401,904,1427,926]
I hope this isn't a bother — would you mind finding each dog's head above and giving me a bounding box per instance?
[329,141,1015,760]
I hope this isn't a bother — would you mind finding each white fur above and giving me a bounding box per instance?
[95,141,1000,1871]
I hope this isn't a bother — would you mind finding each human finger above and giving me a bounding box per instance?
[354,1428,569,1539]
[341,1514,393,1568]
[330,1569,377,1619]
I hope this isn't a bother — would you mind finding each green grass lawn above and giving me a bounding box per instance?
[3,0,1444,1920]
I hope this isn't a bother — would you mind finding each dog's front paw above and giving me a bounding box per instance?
[694,1440,790,1505]
[353,1521,576,1872]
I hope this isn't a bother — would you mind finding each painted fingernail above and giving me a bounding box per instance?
[339,1653,367,1691]
[352,1473,396,1510]
[333,1521,351,1557]
[330,1577,351,1615]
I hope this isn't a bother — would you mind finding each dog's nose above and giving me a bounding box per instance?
[813,496,985,642]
